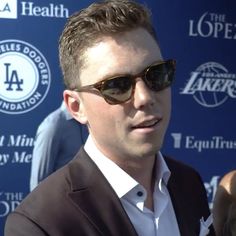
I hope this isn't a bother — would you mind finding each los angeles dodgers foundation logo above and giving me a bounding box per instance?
[0,40,51,114]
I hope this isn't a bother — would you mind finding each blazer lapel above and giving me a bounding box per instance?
[167,175,196,236]
[67,148,137,236]
[166,158,199,236]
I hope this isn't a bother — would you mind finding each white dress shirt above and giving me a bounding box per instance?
[84,135,180,236]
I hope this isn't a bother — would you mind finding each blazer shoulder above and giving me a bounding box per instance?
[164,156,200,176]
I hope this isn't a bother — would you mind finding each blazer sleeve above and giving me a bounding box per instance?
[5,212,48,236]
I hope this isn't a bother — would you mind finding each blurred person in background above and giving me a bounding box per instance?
[30,101,88,191]
[213,170,236,236]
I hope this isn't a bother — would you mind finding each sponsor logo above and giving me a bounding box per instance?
[21,2,69,18]
[189,12,236,40]
[0,134,34,166]
[0,1,69,19]
[0,0,17,19]
[180,62,236,107]
[171,133,236,152]
[204,176,220,209]
[0,192,24,217]
[0,39,51,114]
[171,133,182,148]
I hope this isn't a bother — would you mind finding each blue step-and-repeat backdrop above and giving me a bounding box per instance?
[0,0,235,233]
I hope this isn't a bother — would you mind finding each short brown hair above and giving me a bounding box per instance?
[59,0,157,89]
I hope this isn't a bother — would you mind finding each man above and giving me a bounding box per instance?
[5,1,215,235]
[30,101,88,191]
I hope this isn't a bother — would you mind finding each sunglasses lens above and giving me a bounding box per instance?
[145,61,175,91]
[101,76,133,104]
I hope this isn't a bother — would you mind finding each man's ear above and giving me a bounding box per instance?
[63,90,87,125]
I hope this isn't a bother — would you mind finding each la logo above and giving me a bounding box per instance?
[4,63,23,91]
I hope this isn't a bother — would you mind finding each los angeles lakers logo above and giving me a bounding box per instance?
[181,62,236,108]
[0,40,51,114]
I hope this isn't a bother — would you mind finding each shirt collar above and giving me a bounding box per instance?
[155,151,171,186]
[84,135,171,198]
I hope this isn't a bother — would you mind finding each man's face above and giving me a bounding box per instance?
[76,28,171,165]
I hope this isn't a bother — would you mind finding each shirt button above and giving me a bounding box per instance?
[137,191,143,197]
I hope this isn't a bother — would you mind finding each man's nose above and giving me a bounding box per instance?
[133,78,154,108]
